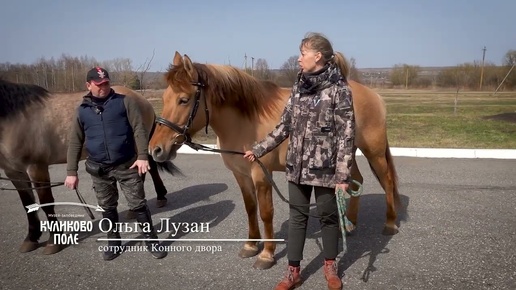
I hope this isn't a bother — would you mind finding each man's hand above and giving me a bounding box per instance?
[335,183,349,195]
[130,159,151,176]
[65,176,79,189]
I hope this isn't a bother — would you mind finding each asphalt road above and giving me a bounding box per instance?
[0,155,515,290]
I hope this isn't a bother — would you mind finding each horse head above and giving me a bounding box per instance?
[149,51,211,162]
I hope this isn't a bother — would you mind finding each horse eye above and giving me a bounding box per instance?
[178,97,189,105]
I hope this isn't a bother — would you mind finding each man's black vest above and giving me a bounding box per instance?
[78,92,135,165]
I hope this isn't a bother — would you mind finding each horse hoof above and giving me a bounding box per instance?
[238,246,259,258]
[382,225,399,235]
[253,257,276,270]
[19,241,39,253]
[125,210,137,220]
[42,244,63,255]
[156,199,167,208]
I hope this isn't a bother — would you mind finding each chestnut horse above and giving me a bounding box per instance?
[0,79,178,255]
[149,52,400,269]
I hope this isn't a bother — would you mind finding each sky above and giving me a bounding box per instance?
[0,0,514,71]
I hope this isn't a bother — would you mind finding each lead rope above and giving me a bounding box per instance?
[183,141,362,251]
[0,176,95,219]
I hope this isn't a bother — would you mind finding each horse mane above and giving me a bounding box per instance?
[0,79,51,120]
[165,62,283,121]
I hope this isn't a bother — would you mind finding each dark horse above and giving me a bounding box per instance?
[0,79,179,255]
[149,52,401,269]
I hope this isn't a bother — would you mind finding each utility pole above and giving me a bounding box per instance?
[251,57,255,76]
[479,46,486,90]
[405,67,409,89]
[244,53,247,70]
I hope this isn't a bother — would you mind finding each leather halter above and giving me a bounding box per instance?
[155,81,209,145]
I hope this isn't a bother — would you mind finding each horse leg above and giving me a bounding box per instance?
[233,171,261,259]
[27,164,63,254]
[346,155,364,233]
[148,157,168,208]
[252,168,276,270]
[4,169,42,252]
[366,153,399,235]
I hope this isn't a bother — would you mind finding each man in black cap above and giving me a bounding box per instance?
[64,67,167,261]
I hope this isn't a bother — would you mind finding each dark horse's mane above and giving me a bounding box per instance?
[0,79,51,120]
[165,62,283,121]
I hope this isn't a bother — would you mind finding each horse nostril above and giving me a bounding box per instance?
[153,146,162,156]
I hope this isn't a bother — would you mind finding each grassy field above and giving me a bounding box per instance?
[146,89,516,149]
[382,90,516,148]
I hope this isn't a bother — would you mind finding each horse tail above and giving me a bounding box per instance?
[384,139,401,208]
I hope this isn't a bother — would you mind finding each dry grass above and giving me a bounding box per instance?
[139,89,165,100]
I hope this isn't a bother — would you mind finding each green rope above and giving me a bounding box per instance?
[336,179,363,254]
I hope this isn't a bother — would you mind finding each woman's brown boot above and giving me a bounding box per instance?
[274,265,302,290]
[323,260,342,290]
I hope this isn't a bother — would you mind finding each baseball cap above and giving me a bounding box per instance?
[86,67,110,85]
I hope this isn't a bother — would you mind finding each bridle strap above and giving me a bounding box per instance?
[203,86,209,134]
[155,117,184,135]
[155,81,209,142]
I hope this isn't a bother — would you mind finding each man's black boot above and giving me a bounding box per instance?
[135,205,167,259]
[101,209,123,261]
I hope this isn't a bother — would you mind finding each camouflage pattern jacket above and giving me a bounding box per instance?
[252,63,355,188]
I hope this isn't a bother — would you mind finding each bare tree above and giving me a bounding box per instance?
[390,64,421,88]
[450,64,475,115]
[504,49,516,66]
[0,63,11,81]
[136,49,156,95]
[279,55,299,87]
[501,49,516,89]
[8,49,516,92]
[254,58,272,80]
[349,57,361,83]
[108,58,134,86]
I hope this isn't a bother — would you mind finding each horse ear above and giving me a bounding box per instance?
[183,54,195,78]
[173,51,183,66]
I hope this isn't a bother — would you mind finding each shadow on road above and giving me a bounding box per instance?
[273,193,410,283]
[121,182,229,217]
[72,183,231,246]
